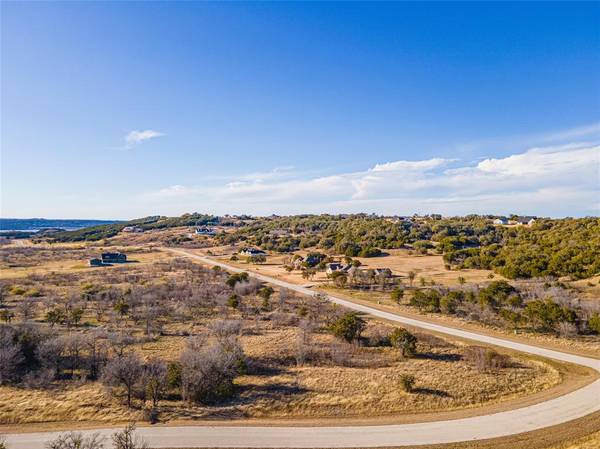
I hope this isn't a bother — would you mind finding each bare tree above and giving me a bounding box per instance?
[17,297,37,321]
[208,320,242,343]
[36,336,66,379]
[0,326,23,384]
[101,353,143,408]
[86,331,108,380]
[111,423,148,449]
[63,333,87,379]
[108,333,136,357]
[142,358,167,408]
[180,336,244,403]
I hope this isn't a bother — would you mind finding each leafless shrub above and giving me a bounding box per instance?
[330,342,352,366]
[295,320,315,366]
[45,431,105,449]
[112,423,148,449]
[0,326,23,384]
[17,297,38,321]
[413,332,453,348]
[180,336,245,403]
[209,320,243,341]
[555,321,578,338]
[233,278,261,296]
[22,368,55,389]
[364,326,391,347]
[270,312,298,327]
[463,346,510,372]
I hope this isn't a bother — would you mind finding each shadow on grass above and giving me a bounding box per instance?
[413,387,452,398]
[415,352,462,362]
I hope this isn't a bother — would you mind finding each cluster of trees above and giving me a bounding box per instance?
[0,321,246,411]
[218,215,599,281]
[402,280,600,337]
[50,213,218,242]
[327,312,418,357]
[217,214,501,254]
[44,213,600,282]
[444,218,600,279]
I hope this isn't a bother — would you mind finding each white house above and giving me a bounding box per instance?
[195,227,216,236]
[122,226,144,233]
[239,247,266,257]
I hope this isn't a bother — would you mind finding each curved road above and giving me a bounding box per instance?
[5,249,600,448]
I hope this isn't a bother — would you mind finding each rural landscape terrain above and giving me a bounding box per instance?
[1,213,599,448]
[2,2,599,448]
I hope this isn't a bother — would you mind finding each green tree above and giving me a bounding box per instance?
[389,328,417,357]
[114,300,130,318]
[399,374,416,393]
[227,294,240,309]
[328,312,366,343]
[391,287,404,305]
[589,313,600,334]
[46,308,65,327]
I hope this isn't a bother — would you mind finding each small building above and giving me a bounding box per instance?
[493,217,509,225]
[239,247,266,257]
[195,227,216,236]
[89,258,104,267]
[510,216,537,226]
[122,226,144,233]
[101,252,127,263]
[326,262,353,275]
[326,263,344,275]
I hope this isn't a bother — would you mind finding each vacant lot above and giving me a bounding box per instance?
[0,250,565,428]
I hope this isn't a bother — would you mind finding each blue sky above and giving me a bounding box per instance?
[1,1,599,219]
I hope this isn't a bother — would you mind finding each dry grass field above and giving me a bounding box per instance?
[196,246,600,358]
[0,242,170,280]
[205,247,501,289]
[0,243,569,429]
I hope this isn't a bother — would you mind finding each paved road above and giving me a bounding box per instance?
[5,249,600,449]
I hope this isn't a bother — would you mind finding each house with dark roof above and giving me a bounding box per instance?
[89,258,104,267]
[195,227,216,236]
[239,247,266,257]
[101,252,127,263]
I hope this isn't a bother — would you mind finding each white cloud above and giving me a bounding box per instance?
[371,158,452,172]
[123,129,165,149]
[145,141,600,217]
[155,185,198,197]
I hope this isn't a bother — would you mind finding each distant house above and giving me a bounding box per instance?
[195,227,216,236]
[239,247,266,257]
[493,217,509,225]
[326,263,344,275]
[305,253,326,267]
[510,216,537,226]
[326,262,352,274]
[89,258,104,267]
[101,252,127,263]
[122,226,144,233]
